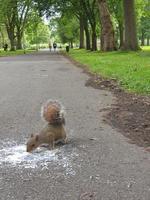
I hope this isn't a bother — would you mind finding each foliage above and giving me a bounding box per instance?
[139,16,150,37]
[56,15,79,44]
[0,0,149,51]
[0,25,8,47]
[26,21,50,44]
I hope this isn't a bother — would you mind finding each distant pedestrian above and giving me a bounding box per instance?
[49,42,52,52]
[3,43,8,51]
[53,42,57,51]
[66,45,69,53]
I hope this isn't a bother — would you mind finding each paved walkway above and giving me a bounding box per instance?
[0,51,149,200]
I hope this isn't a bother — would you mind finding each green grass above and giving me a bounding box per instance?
[0,49,36,57]
[68,46,150,95]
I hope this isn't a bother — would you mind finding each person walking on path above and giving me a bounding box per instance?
[53,42,57,51]
[49,42,52,52]
[3,43,8,51]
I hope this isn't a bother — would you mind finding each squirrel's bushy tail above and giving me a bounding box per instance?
[41,99,65,125]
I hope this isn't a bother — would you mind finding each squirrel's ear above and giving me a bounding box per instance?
[31,134,34,138]
[35,135,39,141]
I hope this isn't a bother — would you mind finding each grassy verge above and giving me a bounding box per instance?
[68,46,150,95]
[0,49,36,57]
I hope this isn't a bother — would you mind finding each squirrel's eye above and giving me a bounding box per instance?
[32,144,35,147]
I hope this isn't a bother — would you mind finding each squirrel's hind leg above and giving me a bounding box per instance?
[48,134,55,150]
[63,137,68,144]
[49,141,55,150]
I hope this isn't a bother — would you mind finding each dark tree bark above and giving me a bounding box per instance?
[147,37,150,46]
[122,0,139,50]
[83,18,91,50]
[81,0,97,51]
[97,0,116,51]
[6,24,16,51]
[70,40,73,48]
[0,27,5,45]
[15,0,31,50]
[79,15,85,49]
[141,30,145,46]
[16,30,23,49]
[118,21,124,49]
[91,25,97,51]
[10,37,15,51]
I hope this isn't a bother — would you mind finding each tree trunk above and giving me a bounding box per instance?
[147,37,149,46]
[79,16,85,49]
[141,30,145,46]
[122,0,139,50]
[70,40,73,48]
[85,27,91,50]
[84,18,91,50]
[0,29,5,46]
[16,35,22,49]
[6,25,15,51]
[91,26,97,51]
[16,30,23,50]
[9,34,15,51]
[97,0,116,51]
[118,21,124,49]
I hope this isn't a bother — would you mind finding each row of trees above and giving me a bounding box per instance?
[0,0,50,50]
[0,0,149,51]
[36,0,150,51]
[0,0,33,50]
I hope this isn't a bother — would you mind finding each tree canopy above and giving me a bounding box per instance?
[0,0,149,51]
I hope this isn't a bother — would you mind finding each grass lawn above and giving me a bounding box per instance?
[68,46,150,95]
[0,49,36,57]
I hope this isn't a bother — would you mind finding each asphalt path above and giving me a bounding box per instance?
[0,50,149,200]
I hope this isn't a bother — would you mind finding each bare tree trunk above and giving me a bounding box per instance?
[122,0,139,50]
[15,0,31,50]
[79,16,85,49]
[141,30,145,46]
[70,40,73,48]
[6,25,15,51]
[85,27,91,50]
[97,0,116,51]
[16,32,23,49]
[147,37,149,46]
[84,18,91,50]
[91,26,97,51]
[118,21,124,49]
[0,28,5,46]
[10,39,15,51]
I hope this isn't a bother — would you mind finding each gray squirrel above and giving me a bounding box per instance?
[26,100,67,152]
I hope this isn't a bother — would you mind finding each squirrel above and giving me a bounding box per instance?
[26,100,67,152]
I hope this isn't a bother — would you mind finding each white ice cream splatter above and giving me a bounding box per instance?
[0,141,77,176]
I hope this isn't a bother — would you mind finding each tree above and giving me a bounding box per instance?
[137,0,150,46]
[0,24,8,48]
[15,0,33,49]
[81,0,98,51]
[83,14,91,50]
[0,0,33,50]
[25,12,50,46]
[108,0,124,48]
[122,0,139,50]
[0,0,17,50]
[56,14,79,47]
[139,16,150,45]
[97,0,116,51]
[35,0,93,50]
[66,0,91,50]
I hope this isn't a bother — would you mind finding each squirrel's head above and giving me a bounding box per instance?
[26,134,40,152]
